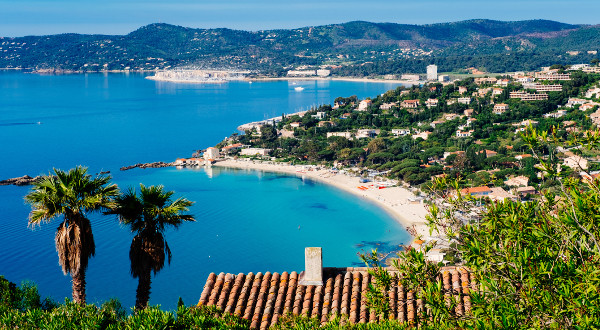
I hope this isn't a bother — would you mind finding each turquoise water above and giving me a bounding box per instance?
[0,71,410,309]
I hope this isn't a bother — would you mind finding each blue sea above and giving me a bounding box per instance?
[0,71,411,309]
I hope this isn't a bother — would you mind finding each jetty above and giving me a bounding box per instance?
[120,161,173,171]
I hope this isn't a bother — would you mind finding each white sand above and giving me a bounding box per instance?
[213,159,433,244]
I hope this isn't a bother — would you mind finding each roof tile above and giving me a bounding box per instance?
[198,267,471,328]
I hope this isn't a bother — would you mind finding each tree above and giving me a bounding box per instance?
[363,129,600,328]
[24,166,119,304]
[107,184,195,309]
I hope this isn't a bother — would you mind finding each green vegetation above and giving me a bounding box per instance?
[360,128,600,328]
[0,276,248,329]
[1,19,598,76]
[107,184,195,309]
[233,70,600,190]
[22,167,195,312]
[24,166,119,304]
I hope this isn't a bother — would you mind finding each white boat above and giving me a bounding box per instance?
[294,86,304,91]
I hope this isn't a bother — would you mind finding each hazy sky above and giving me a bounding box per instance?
[1,0,599,37]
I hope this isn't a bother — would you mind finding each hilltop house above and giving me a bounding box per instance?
[585,86,600,99]
[457,97,471,105]
[326,132,353,139]
[430,120,445,128]
[425,98,439,108]
[401,99,419,108]
[505,175,529,187]
[356,129,380,139]
[379,102,397,110]
[357,99,372,111]
[456,130,474,138]
[391,128,411,137]
[461,186,492,196]
[493,103,509,115]
[563,155,588,170]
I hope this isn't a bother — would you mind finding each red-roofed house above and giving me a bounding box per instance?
[461,186,492,196]
[401,100,420,108]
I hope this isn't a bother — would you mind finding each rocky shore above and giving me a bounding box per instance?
[119,161,173,171]
[0,175,42,186]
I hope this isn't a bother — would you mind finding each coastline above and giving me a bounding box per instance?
[247,76,421,85]
[213,159,433,245]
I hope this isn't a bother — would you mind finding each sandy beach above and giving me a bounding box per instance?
[213,159,434,245]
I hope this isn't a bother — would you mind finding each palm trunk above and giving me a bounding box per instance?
[135,270,152,309]
[72,270,86,304]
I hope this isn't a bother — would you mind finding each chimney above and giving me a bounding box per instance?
[299,247,323,286]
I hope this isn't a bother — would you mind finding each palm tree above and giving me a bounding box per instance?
[107,184,195,309]
[24,166,119,304]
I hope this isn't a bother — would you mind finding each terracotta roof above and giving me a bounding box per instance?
[461,186,492,194]
[197,266,472,329]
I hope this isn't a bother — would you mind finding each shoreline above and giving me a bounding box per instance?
[1,69,420,85]
[247,76,421,85]
[213,159,433,245]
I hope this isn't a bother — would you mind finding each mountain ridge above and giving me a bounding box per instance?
[0,19,597,74]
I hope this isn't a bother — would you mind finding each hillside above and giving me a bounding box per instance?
[0,19,597,75]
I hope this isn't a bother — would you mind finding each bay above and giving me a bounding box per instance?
[0,71,411,309]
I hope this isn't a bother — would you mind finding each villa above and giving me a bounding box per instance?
[563,155,588,170]
[357,99,372,111]
[425,98,439,108]
[391,128,411,137]
[493,103,509,115]
[401,100,420,108]
[461,186,492,196]
[326,132,353,139]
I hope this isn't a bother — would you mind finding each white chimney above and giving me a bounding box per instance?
[299,247,323,286]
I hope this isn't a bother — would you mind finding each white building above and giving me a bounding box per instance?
[563,156,588,170]
[493,103,509,115]
[356,129,380,139]
[326,132,353,139]
[357,99,372,111]
[311,111,326,120]
[316,69,331,77]
[427,64,438,81]
[391,128,411,136]
[586,87,600,99]
[240,148,271,157]
[425,98,439,108]
[456,130,474,138]
[457,97,471,105]
[203,147,220,160]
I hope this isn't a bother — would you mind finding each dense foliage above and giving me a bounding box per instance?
[1,20,598,75]
[0,276,249,329]
[360,128,600,328]
[234,71,600,189]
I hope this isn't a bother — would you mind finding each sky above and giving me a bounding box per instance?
[1,0,599,37]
